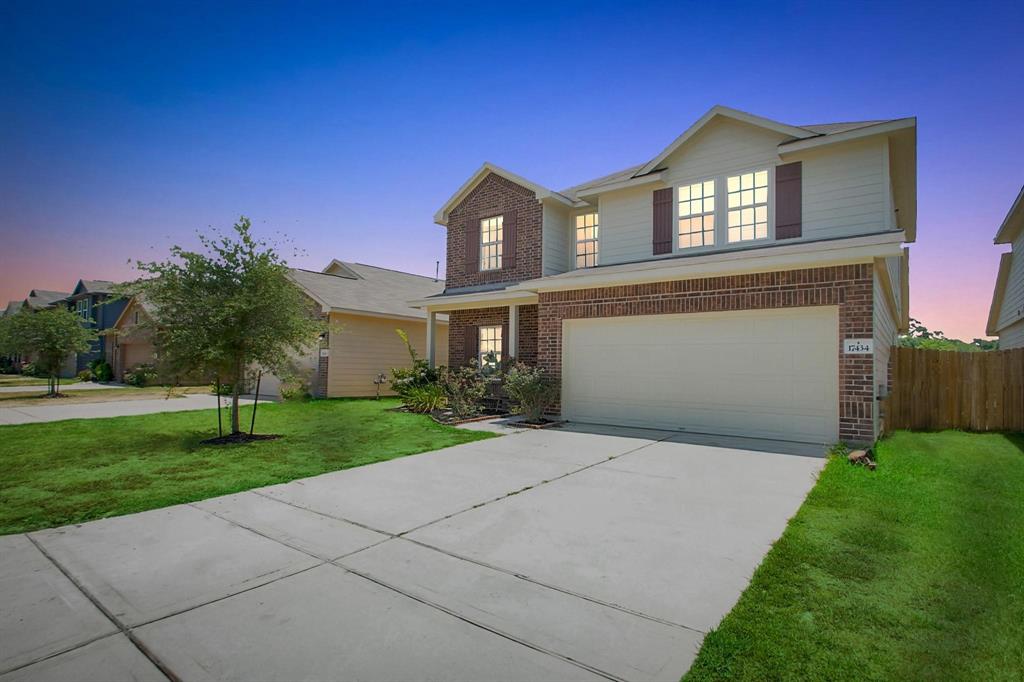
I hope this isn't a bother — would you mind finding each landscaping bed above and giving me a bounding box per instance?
[0,398,494,535]
[684,430,1024,681]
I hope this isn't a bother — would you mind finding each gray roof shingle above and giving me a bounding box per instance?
[289,262,444,320]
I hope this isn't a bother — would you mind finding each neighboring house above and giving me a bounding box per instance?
[64,279,129,372]
[24,289,70,311]
[987,186,1024,349]
[273,261,448,398]
[104,296,157,380]
[412,105,915,445]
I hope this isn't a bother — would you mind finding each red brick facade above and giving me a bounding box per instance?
[447,305,538,368]
[445,173,543,289]
[535,264,876,443]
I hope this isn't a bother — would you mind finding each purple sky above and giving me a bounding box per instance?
[2,1,1022,340]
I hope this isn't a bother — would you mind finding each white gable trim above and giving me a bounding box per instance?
[988,252,1013,336]
[994,186,1024,244]
[632,105,816,178]
[433,162,573,226]
[778,118,916,154]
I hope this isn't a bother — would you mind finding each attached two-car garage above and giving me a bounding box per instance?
[561,307,839,444]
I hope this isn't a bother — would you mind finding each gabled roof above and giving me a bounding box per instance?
[25,289,70,309]
[70,279,117,297]
[3,300,21,317]
[987,252,1013,336]
[108,295,156,331]
[289,261,446,321]
[994,185,1024,244]
[434,162,574,226]
[631,105,818,178]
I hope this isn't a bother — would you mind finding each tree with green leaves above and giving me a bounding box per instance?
[0,308,96,395]
[124,217,323,438]
[898,318,998,352]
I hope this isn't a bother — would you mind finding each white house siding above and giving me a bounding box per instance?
[542,203,572,275]
[591,118,894,268]
[997,232,1024,333]
[874,268,900,436]
[794,138,892,241]
[998,318,1024,349]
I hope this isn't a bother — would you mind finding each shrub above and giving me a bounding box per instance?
[439,361,488,419]
[390,328,440,405]
[21,362,41,377]
[502,363,559,423]
[77,369,93,381]
[124,363,158,387]
[91,360,113,382]
[404,383,447,413]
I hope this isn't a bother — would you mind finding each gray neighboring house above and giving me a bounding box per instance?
[64,279,129,372]
[24,289,71,311]
[988,186,1024,349]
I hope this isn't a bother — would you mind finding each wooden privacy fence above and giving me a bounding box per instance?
[885,347,1024,433]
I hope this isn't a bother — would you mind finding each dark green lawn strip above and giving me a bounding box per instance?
[0,399,493,534]
[684,430,1024,682]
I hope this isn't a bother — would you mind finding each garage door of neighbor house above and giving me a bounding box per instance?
[561,307,839,443]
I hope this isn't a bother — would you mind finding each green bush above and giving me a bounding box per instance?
[390,328,441,407]
[279,378,310,401]
[502,363,559,423]
[77,369,93,381]
[404,383,447,413]
[124,363,158,387]
[87,358,113,382]
[21,362,41,377]
[439,360,488,419]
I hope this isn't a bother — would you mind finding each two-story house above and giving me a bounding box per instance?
[987,186,1024,348]
[65,279,129,372]
[412,106,914,445]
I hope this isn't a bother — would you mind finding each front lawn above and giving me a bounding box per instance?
[0,385,210,407]
[0,399,493,534]
[685,430,1024,681]
[0,374,80,387]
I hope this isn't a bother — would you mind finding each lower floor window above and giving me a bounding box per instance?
[478,325,502,370]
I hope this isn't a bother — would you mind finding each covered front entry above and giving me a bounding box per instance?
[561,307,839,443]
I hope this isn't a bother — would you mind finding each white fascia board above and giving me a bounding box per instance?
[434,162,573,226]
[511,232,906,293]
[410,289,539,311]
[575,171,665,199]
[994,186,1024,244]
[778,118,916,154]
[634,105,816,177]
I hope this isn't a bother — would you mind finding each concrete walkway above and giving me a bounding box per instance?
[0,394,253,425]
[0,425,824,681]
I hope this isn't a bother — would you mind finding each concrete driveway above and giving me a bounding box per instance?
[0,425,824,682]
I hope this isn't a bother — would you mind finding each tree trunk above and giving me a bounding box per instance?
[230,361,242,434]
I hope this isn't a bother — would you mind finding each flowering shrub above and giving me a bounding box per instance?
[502,363,558,423]
[124,363,159,387]
[390,328,440,405]
[439,360,488,419]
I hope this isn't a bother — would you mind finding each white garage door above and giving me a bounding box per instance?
[562,307,839,443]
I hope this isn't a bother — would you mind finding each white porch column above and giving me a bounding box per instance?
[508,304,519,361]
[426,309,438,369]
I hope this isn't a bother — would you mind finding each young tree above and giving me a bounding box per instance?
[126,217,323,437]
[0,308,96,395]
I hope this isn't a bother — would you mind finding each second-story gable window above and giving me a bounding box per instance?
[480,215,503,271]
[727,170,769,243]
[575,213,599,268]
[75,298,89,320]
[678,180,716,249]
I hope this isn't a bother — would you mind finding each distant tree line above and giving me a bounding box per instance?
[898,318,998,352]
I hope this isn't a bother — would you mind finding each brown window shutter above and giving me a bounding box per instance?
[652,187,673,254]
[501,323,510,362]
[464,217,479,272]
[775,162,802,239]
[502,210,517,270]
[464,324,478,366]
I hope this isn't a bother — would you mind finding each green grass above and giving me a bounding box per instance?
[685,430,1024,682]
[0,398,493,534]
[0,374,80,387]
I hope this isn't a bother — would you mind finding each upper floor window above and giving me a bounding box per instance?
[575,213,599,268]
[480,215,503,271]
[478,325,502,370]
[678,180,715,249]
[727,170,768,243]
[75,298,89,320]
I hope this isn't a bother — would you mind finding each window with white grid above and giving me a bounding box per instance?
[478,325,502,370]
[678,179,715,249]
[727,170,769,243]
[575,213,599,268]
[480,215,503,270]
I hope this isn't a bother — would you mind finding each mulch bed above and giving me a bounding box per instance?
[200,433,282,445]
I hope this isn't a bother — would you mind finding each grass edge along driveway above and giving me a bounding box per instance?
[684,430,1024,681]
[0,398,493,535]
